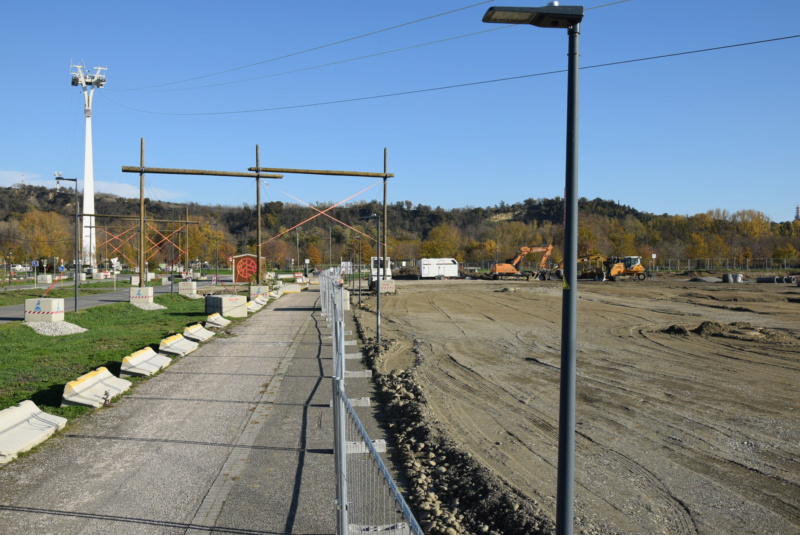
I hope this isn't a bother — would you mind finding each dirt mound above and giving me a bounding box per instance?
[356,317,559,535]
[692,320,729,336]
[663,324,690,335]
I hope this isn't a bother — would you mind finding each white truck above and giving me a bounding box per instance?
[369,256,393,289]
[418,258,459,279]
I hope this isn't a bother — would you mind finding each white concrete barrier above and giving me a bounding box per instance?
[346,352,363,360]
[205,295,248,318]
[249,285,268,298]
[254,294,268,306]
[178,281,197,296]
[129,286,154,305]
[183,323,215,342]
[206,313,231,329]
[346,439,386,454]
[24,299,65,323]
[62,367,132,408]
[345,370,373,379]
[158,334,199,356]
[36,274,53,284]
[120,347,172,377]
[0,400,67,464]
[281,283,305,293]
[246,301,264,313]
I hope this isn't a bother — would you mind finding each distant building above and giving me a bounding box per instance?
[796,205,800,221]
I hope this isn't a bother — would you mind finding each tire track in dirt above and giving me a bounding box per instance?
[367,280,800,534]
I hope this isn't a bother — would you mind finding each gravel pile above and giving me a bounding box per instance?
[25,321,87,336]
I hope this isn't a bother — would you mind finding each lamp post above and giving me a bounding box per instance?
[483,4,584,535]
[55,173,81,312]
[361,214,381,352]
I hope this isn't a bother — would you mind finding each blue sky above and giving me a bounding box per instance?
[1,0,798,222]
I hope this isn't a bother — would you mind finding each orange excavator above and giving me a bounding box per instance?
[489,245,553,280]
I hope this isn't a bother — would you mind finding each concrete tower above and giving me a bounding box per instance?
[71,63,106,268]
[795,205,800,221]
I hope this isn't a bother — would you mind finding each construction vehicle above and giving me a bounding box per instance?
[489,245,553,280]
[604,256,647,281]
[577,254,608,280]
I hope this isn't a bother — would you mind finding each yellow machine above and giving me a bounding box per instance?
[604,256,647,281]
[489,245,553,280]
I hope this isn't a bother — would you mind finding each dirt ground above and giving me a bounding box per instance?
[355,275,800,535]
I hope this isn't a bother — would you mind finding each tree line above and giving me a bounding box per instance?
[1,184,798,271]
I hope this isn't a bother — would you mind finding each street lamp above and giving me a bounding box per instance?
[483,4,584,535]
[55,172,80,312]
[361,214,381,353]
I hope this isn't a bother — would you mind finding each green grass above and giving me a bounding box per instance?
[0,285,136,308]
[0,293,223,419]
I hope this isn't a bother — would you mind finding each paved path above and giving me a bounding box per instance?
[0,287,377,534]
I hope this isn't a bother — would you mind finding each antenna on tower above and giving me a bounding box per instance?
[70,63,107,88]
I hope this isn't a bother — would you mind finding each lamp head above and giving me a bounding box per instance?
[483,5,584,28]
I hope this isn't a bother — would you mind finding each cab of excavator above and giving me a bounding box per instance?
[623,256,641,269]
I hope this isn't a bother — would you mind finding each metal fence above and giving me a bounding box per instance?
[319,268,423,535]
[460,257,800,273]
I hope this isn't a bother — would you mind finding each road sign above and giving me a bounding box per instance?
[31,260,39,267]
[58,266,65,272]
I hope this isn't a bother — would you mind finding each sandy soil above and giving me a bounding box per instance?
[355,276,800,535]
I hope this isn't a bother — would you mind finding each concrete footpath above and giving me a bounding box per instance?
[0,287,378,534]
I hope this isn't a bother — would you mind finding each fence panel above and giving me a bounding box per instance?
[319,268,422,535]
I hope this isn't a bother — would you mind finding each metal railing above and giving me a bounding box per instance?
[319,268,422,535]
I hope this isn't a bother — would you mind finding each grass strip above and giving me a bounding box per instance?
[0,293,214,419]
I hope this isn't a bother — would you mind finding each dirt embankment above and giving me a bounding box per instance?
[353,278,800,535]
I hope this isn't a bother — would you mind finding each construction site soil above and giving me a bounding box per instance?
[353,274,800,535]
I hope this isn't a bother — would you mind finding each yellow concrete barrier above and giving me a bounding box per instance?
[121,348,172,377]
[62,367,132,408]
[0,401,67,464]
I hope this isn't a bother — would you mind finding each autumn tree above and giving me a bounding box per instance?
[305,244,323,266]
[16,210,71,262]
[420,224,463,259]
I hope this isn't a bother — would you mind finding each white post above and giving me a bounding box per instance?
[71,64,106,268]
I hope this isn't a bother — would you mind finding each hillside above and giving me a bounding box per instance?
[1,184,798,270]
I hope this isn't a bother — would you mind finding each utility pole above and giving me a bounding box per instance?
[71,63,106,269]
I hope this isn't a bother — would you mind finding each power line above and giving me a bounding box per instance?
[120,1,497,90]
[120,26,510,93]
[116,1,633,93]
[101,34,800,116]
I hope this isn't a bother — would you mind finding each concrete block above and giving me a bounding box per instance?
[329,397,371,408]
[36,274,52,284]
[0,400,67,464]
[129,286,154,305]
[121,347,172,377]
[62,367,132,408]
[346,352,363,360]
[345,370,373,378]
[205,313,231,329]
[246,301,264,313]
[184,323,215,342]
[158,334,199,356]
[249,285,267,298]
[24,299,65,323]
[281,283,305,293]
[130,275,140,286]
[178,281,197,296]
[160,277,170,286]
[205,295,248,318]
[378,280,396,294]
[346,438,386,454]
